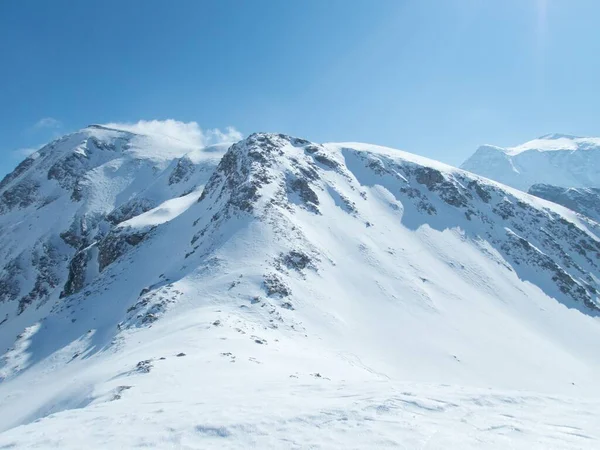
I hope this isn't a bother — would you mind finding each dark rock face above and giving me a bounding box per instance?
[529,184,600,223]
[17,243,62,313]
[71,181,85,202]
[413,167,471,208]
[502,230,598,311]
[0,260,22,304]
[61,249,91,298]
[199,144,264,213]
[47,153,84,189]
[135,360,153,373]
[0,179,40,213]
[169,157,194,185]
[414,167,444,187]
[263,273,292,297]
[191,133,328,250]
[98,230,148,272]
[0,156,36,191]
[349,149,600,314]
[313,153,340,171]
[108,198,156,225]
[275,250,318,275]
[288,177,320,212]
[60,216,93,249]
[468,181,492,203]
[199,133,321,214]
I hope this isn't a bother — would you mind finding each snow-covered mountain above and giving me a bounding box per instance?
[461,134,600,191]
[529,184,600,224]
[1,130,599,449]
[0,124,227,314]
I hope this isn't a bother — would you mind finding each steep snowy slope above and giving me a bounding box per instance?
[529,184,600,225]
[0,124,228,336]
[461,134,600,191]
[1,133,600,449]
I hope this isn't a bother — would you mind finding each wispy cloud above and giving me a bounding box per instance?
[103,119,243,147]
[9,146,41,160]
[34,117,62,130]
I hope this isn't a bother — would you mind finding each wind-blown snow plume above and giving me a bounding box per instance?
[103,119,243,147]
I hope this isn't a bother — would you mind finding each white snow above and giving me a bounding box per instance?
[501,134,600,156]
[461,134,600,191]
[0,132,599,449]
[119,189,203,228]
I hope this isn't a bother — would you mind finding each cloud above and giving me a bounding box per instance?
[34,117,62,129]
[12,146,39,158]
[103,120,243,147]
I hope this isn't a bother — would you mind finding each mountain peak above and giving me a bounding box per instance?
[462,134,600,191]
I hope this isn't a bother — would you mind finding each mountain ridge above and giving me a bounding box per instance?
[461,134,600,191]
[0,129,599,448]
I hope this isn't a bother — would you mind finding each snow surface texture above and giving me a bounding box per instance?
[461,134,600,191]
[0,131,600,449]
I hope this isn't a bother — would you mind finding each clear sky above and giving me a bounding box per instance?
[1,0,599,176]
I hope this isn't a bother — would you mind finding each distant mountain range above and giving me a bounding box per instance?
[461,134,600,191]
[461,133,600,223]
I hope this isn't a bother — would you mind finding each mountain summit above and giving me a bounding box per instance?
[0,130,599,448]
[461,134,600,191]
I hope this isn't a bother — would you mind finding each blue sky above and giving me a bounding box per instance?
[1,0,599,176]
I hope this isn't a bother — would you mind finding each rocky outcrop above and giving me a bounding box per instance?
[61,248,91,298]
[0,156,35,191]
[98,230,148,272]
[0,179,40,213]
[529,184,600,224]
[17,243,62,313]
[107,198,156,225]
[348,147,600,313]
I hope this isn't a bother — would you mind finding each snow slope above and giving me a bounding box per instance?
[461,134,600,191]
[0,132,599,449]
[0,124,228,313]
[529,184,600,225]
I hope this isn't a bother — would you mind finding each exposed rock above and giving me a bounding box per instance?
[276,250,316,274]
[108,198,156,225]
[0,179,40,213]
[98,230,148,272]
[61,249,91,298]
[288,177,319,211]
[0,259,22,304]
[169,157,194,185]
[263,273,292,297]
[135,360,153,373]
[468,180,492,203]
[18,243,61,313]
[0,156,36,191]
[529,184,600,223]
